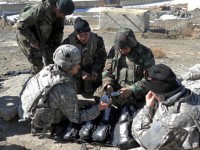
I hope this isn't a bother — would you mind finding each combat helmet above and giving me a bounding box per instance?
[115,28,137,49]
[53,44,81,70]
[56,0,75,15]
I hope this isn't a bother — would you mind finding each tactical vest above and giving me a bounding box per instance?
[113,49,144,88]
[68,32,98,67]
[142,93,200,150]
[19,64,74,120]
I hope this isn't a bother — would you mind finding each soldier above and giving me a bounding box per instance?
[92,28,155,148]
[182,64,200,95]
[18,44,110,138]
[94,27,155,108]
[16,0,75,74]
[62,17,107,93]
[132,64,200,150]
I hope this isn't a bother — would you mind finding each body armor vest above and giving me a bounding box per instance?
[19,64,73,120]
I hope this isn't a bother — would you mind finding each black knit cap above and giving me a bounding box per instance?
[57,0,75,15]
[145,64,181,94]
[74,17,91,34]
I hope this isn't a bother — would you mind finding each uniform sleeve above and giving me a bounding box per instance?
[101,46,116,88]
[47,18,64,52]
[131,105,154,145]
[16,4,43,44]
[92,36,107,73]
[49,83,101,124]
[129,45,155,95]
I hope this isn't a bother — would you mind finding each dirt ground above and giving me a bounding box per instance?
[0,4,200,150]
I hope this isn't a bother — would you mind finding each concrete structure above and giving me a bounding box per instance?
[120,0,168,6]
[0,3,27,16]
[99,8,149,32]
[0,74,31,121]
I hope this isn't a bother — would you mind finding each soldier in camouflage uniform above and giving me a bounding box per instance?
[62,17,107,93]
[132,64,200,150]
[182,64,200,95]
[18,44,110,138]
[94,28,155,108]
[16,0,75,74]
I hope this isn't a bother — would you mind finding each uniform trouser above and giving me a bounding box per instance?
[16,31,54,74]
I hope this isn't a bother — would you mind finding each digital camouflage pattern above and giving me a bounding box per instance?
[19,64,101,130]
[16,0,65,73]
[182,64,200,95]
[132,86,200,150]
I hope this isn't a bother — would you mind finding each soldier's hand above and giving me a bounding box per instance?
[91,71,98,80]
[82,71,91,81]
[146,91,155,107]
[98,101,112,111]
[119,88,131,98]
[106,85,113,96]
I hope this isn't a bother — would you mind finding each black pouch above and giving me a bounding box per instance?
[79,121,95,141]
[113,120,138,149]
[92,123,110,143]
[112,104,139,149]
[62,122,80,141]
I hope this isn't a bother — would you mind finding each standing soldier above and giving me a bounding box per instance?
[62,17,107,93]
[16,0,75,74]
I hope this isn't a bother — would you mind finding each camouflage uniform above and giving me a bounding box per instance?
[62,32,107,92]
[16,0,65,74]
[132,86,200,150]
[95,42,155,107]
[182,64,200,95]
[19,64,101,130]
[19,45,102,137]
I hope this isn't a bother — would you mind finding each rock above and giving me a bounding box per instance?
[0,74,31,121]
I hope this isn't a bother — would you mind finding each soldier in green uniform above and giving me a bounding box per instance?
[16,0,75,74]
[62,17,107,93]
[94,28,155,108]
[89,28,155,148]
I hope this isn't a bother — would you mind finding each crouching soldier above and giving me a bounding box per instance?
[132,64,200,149]
[93,28,155,148]
[62,17,107,94]
[18,44,110,138]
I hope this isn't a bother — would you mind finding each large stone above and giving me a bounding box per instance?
[0,74,31,121]
[99,8,149,32]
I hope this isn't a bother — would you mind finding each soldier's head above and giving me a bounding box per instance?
[53,44,81,75]
[115,28,137,55]
[74,17,91,44]
[51,0,75,18]
[144,64,181,95]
